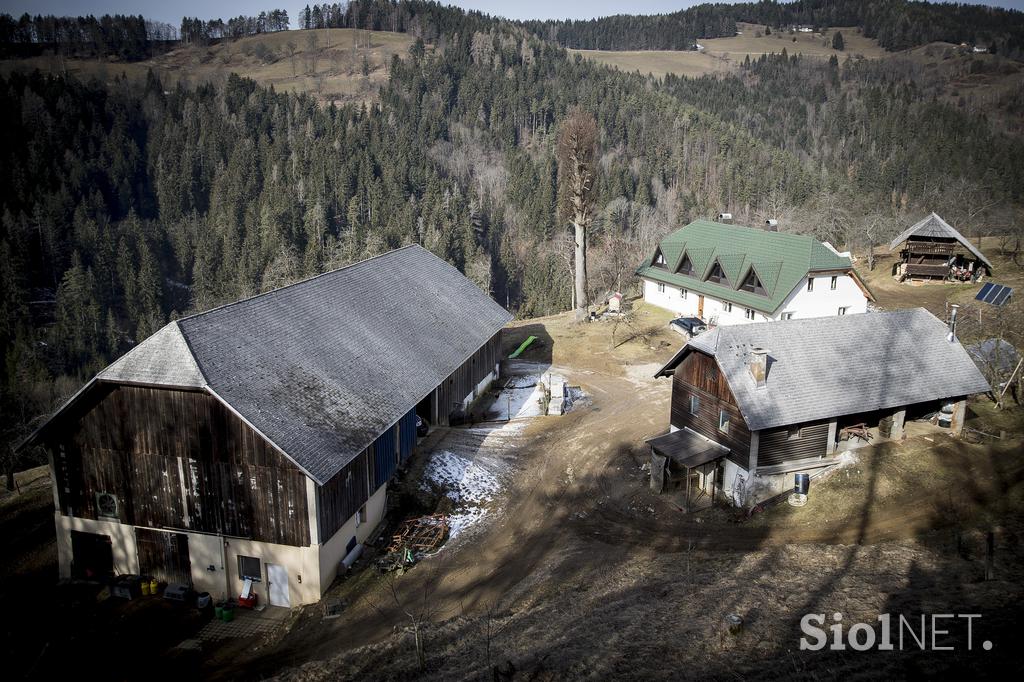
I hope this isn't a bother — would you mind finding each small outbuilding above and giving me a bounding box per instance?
[890,212,993,282]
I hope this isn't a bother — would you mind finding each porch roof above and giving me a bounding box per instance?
[646,428,729,468]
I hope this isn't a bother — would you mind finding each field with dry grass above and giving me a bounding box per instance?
[0,28,415,106]
[571,23,887,78]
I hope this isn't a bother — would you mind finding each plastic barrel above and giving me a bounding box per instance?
[141,580,150,596]
[149,578,158,595]
[794,473,810,496]
[221,607,234,622]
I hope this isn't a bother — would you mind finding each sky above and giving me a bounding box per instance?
[1,0,1022,28]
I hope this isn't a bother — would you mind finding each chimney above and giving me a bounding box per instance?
[947,304,959,342]
[765,219,778,231]
[749,347,768,389]
[718,212,733,223]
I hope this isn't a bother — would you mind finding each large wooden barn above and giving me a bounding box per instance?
[22,246,511,606]
[651,308,991,508]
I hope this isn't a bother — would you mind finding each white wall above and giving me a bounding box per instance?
[642,278,770,325]
[55,513,140,577]
[53,514,324,605]
[773,273,868,320]
[642,273,868,325]
[317,482,388,594]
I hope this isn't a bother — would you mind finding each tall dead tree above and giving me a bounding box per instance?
[557,107,598,322]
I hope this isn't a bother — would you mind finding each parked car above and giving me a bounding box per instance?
[669,316,707,338]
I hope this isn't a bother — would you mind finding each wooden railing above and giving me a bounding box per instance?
[906,242,955,256]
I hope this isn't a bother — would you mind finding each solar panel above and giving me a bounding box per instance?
[975,282,1012,306]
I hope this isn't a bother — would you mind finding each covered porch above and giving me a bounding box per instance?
[647,429,729,512]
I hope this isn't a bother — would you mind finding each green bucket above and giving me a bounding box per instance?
[221,607,234,623]
[214,606,224,619]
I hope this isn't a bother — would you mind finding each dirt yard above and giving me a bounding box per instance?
[194,304,1023,680]
[3,302,1020,680]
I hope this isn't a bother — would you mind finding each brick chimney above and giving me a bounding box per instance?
[749,347,768,389]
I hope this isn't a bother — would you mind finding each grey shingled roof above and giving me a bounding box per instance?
[889,212,993,269]
[98,322,205,387]
[29,246,511,484]
[657,309,991,431]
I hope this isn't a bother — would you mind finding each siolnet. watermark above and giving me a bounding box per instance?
[800,613,993,652]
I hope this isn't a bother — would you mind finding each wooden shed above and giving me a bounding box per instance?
[890,213,993,282]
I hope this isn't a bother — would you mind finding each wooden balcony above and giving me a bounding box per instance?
[906,241,955,256]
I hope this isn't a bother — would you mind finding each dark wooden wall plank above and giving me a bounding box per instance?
[671,351,752,468]
[47,384,309,546]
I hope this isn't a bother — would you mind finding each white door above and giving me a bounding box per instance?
[266,563,290,607]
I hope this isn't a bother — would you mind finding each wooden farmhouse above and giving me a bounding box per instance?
[890,212,993,282]
[20,246,511,607]
[651,308,990,508]
[637,219,873,326]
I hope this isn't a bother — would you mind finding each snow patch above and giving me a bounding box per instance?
[421,450,505,540]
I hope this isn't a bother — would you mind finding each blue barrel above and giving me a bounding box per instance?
[794,473,810,495]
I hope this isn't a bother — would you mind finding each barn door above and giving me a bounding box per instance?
[70,530,114,580]
[136,528,192,586]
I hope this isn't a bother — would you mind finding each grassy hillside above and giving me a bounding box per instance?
[570,24,886,78]
[0,28,416,105]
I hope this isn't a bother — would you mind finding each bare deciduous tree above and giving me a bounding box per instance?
[557,107,598,323]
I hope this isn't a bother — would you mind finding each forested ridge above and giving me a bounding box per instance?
[2,3,1023,477]
[527,0,1024,56]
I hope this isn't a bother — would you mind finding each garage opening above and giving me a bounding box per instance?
[416,390,435,424]
[70,530,114,580]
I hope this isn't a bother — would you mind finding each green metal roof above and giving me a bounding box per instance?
[636,219,856,314]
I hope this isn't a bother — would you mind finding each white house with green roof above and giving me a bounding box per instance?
[637,219,873,325]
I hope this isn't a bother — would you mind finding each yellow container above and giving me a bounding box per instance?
[141,581,150,596]
[149,579,158,595]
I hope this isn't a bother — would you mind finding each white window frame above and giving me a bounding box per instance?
[745,308,755,320]
[781,312,794,320]
[657,282,665,294]
[838,306,847,316]
[807,277,814,292]
[680,288,687,299]
[830,275,838,290]
[689,394,700,415]
[723,301,733,313]
[718,410,730,433]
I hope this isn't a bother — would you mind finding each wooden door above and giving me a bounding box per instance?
[136,528,191,586]
[267,563,290,607]
[697,295,704,319]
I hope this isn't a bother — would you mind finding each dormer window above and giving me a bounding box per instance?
[677,255,693,275]
[740,270,767,295]
[652,249,667,268]
[707,261,729,286]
